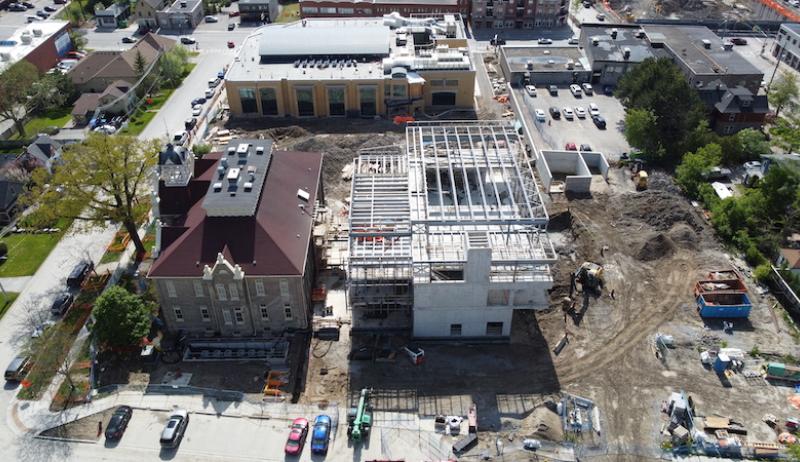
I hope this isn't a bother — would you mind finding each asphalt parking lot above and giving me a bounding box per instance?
[515,84,631,159]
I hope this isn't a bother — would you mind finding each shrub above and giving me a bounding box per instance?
[745,244,767,267]
[754,263,772,284]
[193,143,212,156]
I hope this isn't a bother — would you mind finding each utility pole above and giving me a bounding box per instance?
[768,35,785,92]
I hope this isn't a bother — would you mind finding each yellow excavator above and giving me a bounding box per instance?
[572,262,604,294]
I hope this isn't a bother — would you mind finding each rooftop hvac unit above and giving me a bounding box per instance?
[547,59,555,66]
[31,28,42,37]
[592,37,599,46]
[722,42,733,51]
[243,182,253,192]
[213,182,222,192]
[256,146,265,155]
[566,60,574,70]
[610,28,618,39]
[526,60,533,70]
[227,146,236,156]
[0,52,10,61]
[221,158,229,168]
[635,30,645,38]
[236,143,248,155]
[702,39,711,49]
[623,47,631,59]
[180,0,187,7]
[20,33,32,45]
[227,167,240,181]
[543,50,550,55]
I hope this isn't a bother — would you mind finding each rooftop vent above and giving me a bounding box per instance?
[297,189,310,202]
[244,182,253,191]
[623,47,631,59]
[227,167,240,182]
[236,143,248,155]
[216,165,225,178]
[702,39,711,49]
[31,28,42,37]
[221,157,228,168]
[227,146,236,156]
[255,146,265,155]
[566,60,574,70]
[180,0,187,7]
[592,37,599,46]
[611,28,618,39]
[213,182,222,192]
[526,60,533,70]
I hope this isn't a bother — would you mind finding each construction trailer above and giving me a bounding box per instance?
[764,362,800,382]
[694,269,752,318]
[347,121,557,340]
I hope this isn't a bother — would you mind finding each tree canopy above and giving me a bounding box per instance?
[675,143,722,198]
[25,134,159,253]
[768,72,799,118]
[92,286,152,349]
[616,58,706,164]
[0,61,40,138]
[159,46,190,88]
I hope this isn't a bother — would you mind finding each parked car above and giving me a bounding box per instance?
[562,107,574,120]
[208,78,220,88]
[205,88,214,98]
[730,37,748,45]
[36,10,49,18]
[588,102,600,116]
[180,36,196,45]
[105,406,133,441]
[31,320,55,338]
[524,85,537,97]
[228,10,240,17]
[21,1,34,8]
[574,106,586,118]
[583,0,591,7]
[568,37,579,45]
[534,109,546,121]
[67,260,93,289]
[65,50,85,59]
[43,5,56,12]
[596,13,605,20]
[191,97,206,106]
[523,438,542,451]
[122,36,136,44]
[548,85,558,96]
[54,0,66,4]
[227,22,236,31]
[537,38,552,45]
[4,355,30,382]
[204,15,218,23]
[310,415,331,455]
[26,15,40,22]
[284,417,309,455]
[548,106,560,119]
[592,114,607,129]
[569,84,582,97]
[227,41,235,48]
[217,69,226,79]
[581,83,593,94]
[111,115,125,128]
[160,409,189,448]
[9,4,27,11]
[94,124,117,134]
[565,142,577,151]
[184,117,197,130]
[50,292,74,316]
[579,143,592,151]
[172,131,188,146]
[191,104,203,116]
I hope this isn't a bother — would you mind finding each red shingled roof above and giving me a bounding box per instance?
[149,150,323,278]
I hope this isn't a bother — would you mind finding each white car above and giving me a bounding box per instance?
[204,15,218,23]
[192,104,203,116]
[205,88,214,98]
[589,103,600,116]
[581,83,593,94]
[569,84,582,97]
[568,37,579,45]
[562,107,574,120]
[534,109,546,121]
[574,107,587,118]
[93,124,117,134]
[524,85,537,97]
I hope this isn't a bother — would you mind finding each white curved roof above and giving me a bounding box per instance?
[258,22,391,58]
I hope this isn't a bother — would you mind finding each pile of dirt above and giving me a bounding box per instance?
[668,223,698,249]
[646,171,682,195]
[635,233,676,261]
[265,125,310,142]
[618,190,704,232]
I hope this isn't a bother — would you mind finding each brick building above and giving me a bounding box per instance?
[300,0,468,18]
[470,0,567,29]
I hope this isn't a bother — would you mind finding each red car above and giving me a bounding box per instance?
[565,142,577,151]
[227,41,235,48]
[229,10,240,17]
[284,417,309,456]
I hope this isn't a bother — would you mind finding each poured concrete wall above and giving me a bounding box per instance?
[580,151,610,180]
[538,150,592,193]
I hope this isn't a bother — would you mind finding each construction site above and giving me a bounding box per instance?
[602,0,800,23]
[196,110,800,460]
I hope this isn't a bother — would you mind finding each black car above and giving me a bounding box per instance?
[122,36,136,44]
[22,1,34,8]
[50,293,74,316]
[36,10,49,18]
[548,85,558,96]
[549,106,561,119]
[579,144,592,152]
[190,97,206,106]
[67,260,93,289]
[105,406,133,440]
[43,5,56,12]
[53,0,66,3]
[8,3,26,11]
[227,22,235,31]
[592,115,606,129]
[730,37,748,45]
[184,117,197,130]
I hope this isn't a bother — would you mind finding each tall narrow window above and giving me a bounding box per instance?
[200,306,210,322]
[260,304,269,321]
[239,88,257,113]
[173,306,184,322]
[359,86,377,117]
[234,307,245,324]
[216,283,227,301]
[296,87,315,117]
[254,279,265,297]
[259,87,278,115]
[279,280,290,300]
[222,310,232,325]
[193,280,204,297]
[284,304,293,321]
[229,283,239,301]
[165,280,177,298]
[327,87,345,116]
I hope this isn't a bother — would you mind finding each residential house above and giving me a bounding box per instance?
[239,0,279,23]
[23,134,62,173]
[0,155,26,224]
[67,33,175,93]
[778,248,800,277]
[134,0,169,29]
[70,80,137,125]
[148,140,324,338]
[155,0,205,31]
[700,84,769,135]
[96,2,130,29]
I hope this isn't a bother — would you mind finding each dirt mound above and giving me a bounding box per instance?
[636,233,676,261]
[619,190,703,232]
[668,223,698,249]
[265,126,310,141]
[646,171,682,195]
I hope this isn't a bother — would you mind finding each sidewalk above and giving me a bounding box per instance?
[0,276,31,294]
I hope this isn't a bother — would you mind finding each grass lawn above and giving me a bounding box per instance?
[0,292,20,321]
[276,2,299,23]
[120,88,175,136]
[0,231,66,277]
[10,108,72,140]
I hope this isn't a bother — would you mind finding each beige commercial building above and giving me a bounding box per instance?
[225,13,475,118]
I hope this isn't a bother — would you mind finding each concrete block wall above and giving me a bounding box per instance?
[580,151,610,180]
[538,150,592,193]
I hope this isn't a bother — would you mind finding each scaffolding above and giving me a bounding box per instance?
[348,121,556,331]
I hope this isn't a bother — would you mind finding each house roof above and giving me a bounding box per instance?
[713,86,769,114]
[67,33,175,86]
[97,2,128,16]
[781,248,800,269]
[148,148,323,278]
[25,134,62,165]
[0,179,23,212]
[71,93,102,116]
[99,79,133,101]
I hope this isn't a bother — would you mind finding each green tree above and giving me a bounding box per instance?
[133,50,147,80]
[768,72,799,118]
[68,30,87,51]
[0,61,40,138]
[759,164,800,219]
[92,286,152,349]
[623,108,663,159]
[616,58,706,164]
[25,134,159,254]
[675,143,722,198]
[159,47,190,88]
[736,128,770,161]
[28,70,76,114]
[772,110,800,154]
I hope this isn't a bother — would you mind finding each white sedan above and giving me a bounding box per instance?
[192,104,203,116]
[524,85,537,97]
[575,107,587,118]
[534,109,546,121]
[562,107,574,120]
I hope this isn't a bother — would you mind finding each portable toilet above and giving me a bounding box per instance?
[714,353,731,374]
